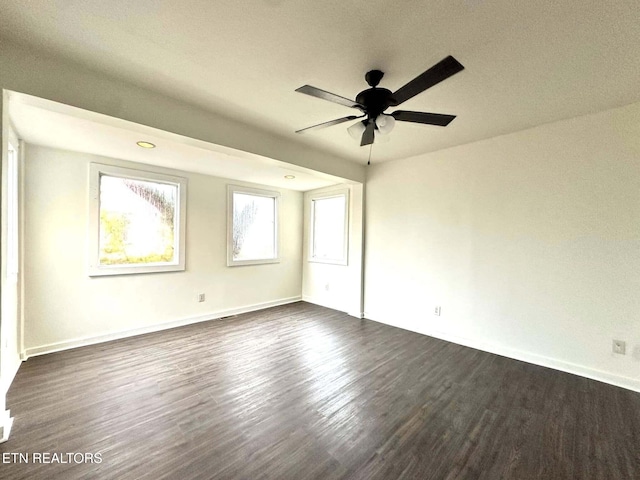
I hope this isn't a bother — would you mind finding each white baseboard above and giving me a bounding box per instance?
[0,353,21,444]
[24,296,301,359]
[302,295,363,319]
[302,294,350,314]
[0,410,13,443]
[364,311,640,393]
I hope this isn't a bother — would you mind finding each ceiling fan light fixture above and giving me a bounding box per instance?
[375,114,395,135]
[347,120,367,140]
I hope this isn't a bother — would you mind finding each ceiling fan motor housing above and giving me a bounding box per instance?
[355,87,394,120]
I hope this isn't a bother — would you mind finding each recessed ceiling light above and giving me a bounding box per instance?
[136,141,156,149]
[284,175,295,179]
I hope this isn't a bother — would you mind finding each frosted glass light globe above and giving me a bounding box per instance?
[375,114,395,135]
[347,120,367,140]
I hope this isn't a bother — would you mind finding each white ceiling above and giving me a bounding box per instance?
[2,0,640,165]
[8,92,343,191]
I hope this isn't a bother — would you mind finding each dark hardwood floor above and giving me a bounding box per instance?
[1,302,639,479]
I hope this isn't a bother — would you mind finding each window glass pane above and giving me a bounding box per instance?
[99,175,177,265]
[232,192,276,261]
[312,195,346,261]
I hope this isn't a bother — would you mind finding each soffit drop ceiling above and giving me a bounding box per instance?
[1,0,639,165]
[8,92,343,192]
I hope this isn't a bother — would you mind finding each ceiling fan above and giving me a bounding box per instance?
[295,56,464,147]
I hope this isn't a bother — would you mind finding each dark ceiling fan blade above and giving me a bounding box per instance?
[391,110,456,126]
[360,121,375,146]
[391,56,464,106]
[296,85,365,110]
[295,115,364,134]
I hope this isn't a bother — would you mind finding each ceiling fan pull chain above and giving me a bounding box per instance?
[367,143,373,166]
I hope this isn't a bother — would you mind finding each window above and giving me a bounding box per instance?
[309,189,349,265]
[88,163,187,276]
[227,185,279,266]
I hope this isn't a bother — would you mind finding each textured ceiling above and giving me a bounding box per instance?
[1,0,639,164]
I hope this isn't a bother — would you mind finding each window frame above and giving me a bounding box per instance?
[227,184,280,267]
[309,188,349,266]
[88,163,187,277]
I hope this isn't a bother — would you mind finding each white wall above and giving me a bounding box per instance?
[0,124,21,376]
[23,145,303,356]
[0,95,20,441]
[302,184,364,317]
[364,101,640,391]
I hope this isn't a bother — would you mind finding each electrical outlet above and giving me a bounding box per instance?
[325,283,330,291]
[434,306,441,316]
[198,293,205,303]
[612,339,626,355]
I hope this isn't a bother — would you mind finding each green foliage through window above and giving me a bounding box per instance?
[98,175,177,266]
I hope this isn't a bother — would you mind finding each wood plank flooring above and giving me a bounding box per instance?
[1,302,639,479]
